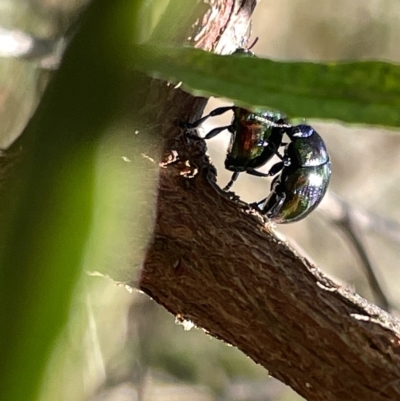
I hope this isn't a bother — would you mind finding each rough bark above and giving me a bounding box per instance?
[136,1,400,401]
[140,142,400,400]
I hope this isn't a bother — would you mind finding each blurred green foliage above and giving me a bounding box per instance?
[0,0,143,400]
[134,44,400,127]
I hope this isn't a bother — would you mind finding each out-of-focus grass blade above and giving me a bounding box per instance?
[0,0,142,400]
[145,0,208,44]
[134,45,400,127]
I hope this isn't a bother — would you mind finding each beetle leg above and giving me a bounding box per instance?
[266,192,286,218]
[208,106,235,117]
[270,174,280,188]
[256,198,267,206]
[266,161,284,177]
[251,178,282,208]
[182,106,235,128]
[257,140,285,160]
[223,171,240,191]
[245,167,273,178]
[205,125,232,139]
[274,151,286,161]
[249,198,266,210]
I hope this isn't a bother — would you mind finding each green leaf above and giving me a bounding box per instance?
[139,0,208,44]
[0,0,143,400]
[134,44,400,127]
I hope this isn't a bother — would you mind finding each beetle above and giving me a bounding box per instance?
[183,106,290,191]
[254,124,331,223]
[182,38,291,191]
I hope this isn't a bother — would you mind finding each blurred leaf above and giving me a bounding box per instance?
[0,0,143,400]
[134,44,400,127]
[145,0,208,44]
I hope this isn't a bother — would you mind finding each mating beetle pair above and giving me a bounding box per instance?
[184,106,331,224]
[183,40,331,223]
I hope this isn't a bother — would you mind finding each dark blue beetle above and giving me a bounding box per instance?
[256,124,331,223]
[184,40,331,223]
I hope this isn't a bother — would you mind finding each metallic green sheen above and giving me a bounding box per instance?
[266,162,331,223]
[291,130,329,167]
[225,108,285,172]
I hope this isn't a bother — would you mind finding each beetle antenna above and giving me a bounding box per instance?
[247,37,259,51]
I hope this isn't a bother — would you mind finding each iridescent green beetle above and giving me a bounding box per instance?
[256,124,331,223]
[183,106,289,191]
[183,39,290,191]
[184,40,331,223]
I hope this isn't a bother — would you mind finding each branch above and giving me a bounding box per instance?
[320,192,400,246]
[318,192,392,311]
[139,128,400,401]
[134,4,400,400]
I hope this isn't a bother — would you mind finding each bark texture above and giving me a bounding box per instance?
[140,146,400,400]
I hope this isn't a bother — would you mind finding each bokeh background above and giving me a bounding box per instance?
[1,0,400,400]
